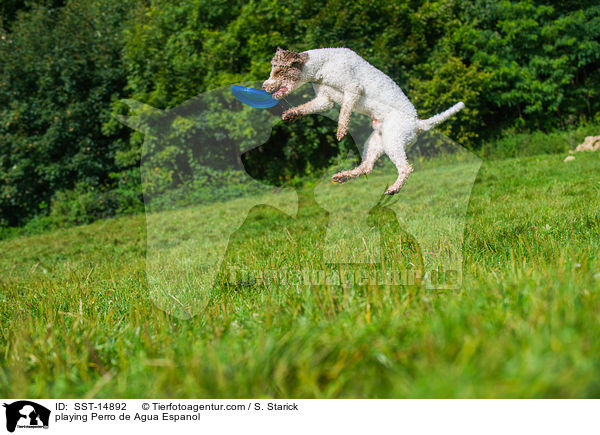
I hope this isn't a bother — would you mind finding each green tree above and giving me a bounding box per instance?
[2,0,600,228]
[0,0,133,225]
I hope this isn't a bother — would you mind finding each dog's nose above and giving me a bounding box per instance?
[262,83,268,90]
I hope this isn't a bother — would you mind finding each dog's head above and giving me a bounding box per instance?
[262,47,309,99]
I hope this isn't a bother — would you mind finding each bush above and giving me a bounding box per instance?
[48,175,143,228]
[481,121,600,159]
[0,0,134,226]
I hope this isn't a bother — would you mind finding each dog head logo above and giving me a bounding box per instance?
[3,401,50,432]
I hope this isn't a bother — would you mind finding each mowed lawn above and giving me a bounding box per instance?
[0,151,599,398]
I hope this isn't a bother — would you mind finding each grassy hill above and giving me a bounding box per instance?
[0,151,599,398]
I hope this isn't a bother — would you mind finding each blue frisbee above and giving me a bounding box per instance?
[231,85,279,109]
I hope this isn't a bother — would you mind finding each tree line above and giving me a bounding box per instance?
[1,0,598,228]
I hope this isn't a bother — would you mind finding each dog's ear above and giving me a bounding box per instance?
[272,48,308,68]
[295,52,309,65]
[286,51,308,68]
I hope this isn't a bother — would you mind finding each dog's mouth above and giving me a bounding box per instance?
[271,86,288,99]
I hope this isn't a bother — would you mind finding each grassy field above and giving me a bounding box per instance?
[0,151,599,398]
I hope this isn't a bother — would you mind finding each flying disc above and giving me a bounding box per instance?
[231,85,279,109]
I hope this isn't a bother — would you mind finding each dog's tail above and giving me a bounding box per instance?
[417,102,465,132]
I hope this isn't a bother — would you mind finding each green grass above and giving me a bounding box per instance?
[1,151,599,398]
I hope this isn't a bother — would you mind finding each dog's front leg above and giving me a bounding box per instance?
[336,85,362,141]
[282,94,333,122]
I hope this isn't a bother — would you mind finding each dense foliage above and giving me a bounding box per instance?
[0,0,135,226]
[1,0,599,228]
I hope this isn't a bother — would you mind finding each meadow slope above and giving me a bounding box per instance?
[0,152,599,398]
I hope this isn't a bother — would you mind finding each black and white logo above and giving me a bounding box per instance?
[2,401,50,433]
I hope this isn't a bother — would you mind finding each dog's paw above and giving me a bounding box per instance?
[331,172,349,183]
[282,109,301,122]
[384,185,400,196]
[336,125,348,141]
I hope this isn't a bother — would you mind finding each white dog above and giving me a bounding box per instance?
[262,47,465,195]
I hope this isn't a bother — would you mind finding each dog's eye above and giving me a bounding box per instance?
[273,67,290,77]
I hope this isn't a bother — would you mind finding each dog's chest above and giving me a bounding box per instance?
[314,84,344,104]
[313,83,378,117]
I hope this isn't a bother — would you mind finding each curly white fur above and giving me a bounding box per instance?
[263,47,465,195]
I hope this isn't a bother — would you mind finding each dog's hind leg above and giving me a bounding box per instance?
[381,116,418,195]
[384,156,413,195]
[332,128,383,183]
